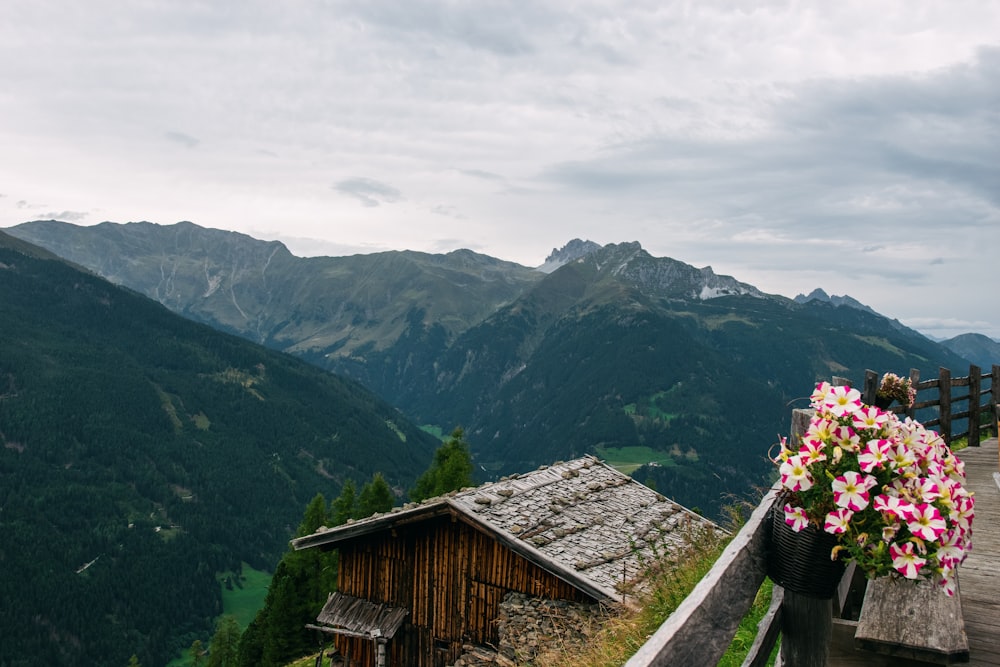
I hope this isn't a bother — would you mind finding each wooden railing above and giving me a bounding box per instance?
[862,364,999,447]
[626,366,998,667]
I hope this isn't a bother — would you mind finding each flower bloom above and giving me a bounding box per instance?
[832,471,875,511]
[906,503,947,541]
[858,439,890,473]
[888,444,917,471]
[783,504,809,532]
[823,385,862,417]
[780,455,814,492]
[873,494,903,518]
[890,541,927,579]
[851,405,889,431]
[798,438,828,464]
[824,508,853,534]
[810,381,834,406]
[831,424,861,453]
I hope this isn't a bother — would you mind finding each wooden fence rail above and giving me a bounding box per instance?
[863,364,999,447]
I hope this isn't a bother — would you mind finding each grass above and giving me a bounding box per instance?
[595,445,676,475]
[218,562,272,629]
[165,562,272,667]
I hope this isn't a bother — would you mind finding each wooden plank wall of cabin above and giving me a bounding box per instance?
[333,515,594,667]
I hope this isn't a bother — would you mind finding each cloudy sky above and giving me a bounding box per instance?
[2,1,999,340]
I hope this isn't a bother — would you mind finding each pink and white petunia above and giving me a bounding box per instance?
[798,437,828,464]
[935,570,958,597]
[887,444,917,471]
[832,471,876,511]
[912,477,942,503]
[823,385,862,417]
[858,439,891,473]
[873,493,903,518]
[851,405,889,431]
[890,541,927,579]
[906,503,947,541]
[804,417,836,446]
[810,381,834,407]
[934,529,966,570]
[824,508,853,534]
[831,424,861,453]
[779,455,814,492]
[783,504,810,532]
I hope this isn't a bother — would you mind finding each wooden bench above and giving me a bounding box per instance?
[854,575,969,664]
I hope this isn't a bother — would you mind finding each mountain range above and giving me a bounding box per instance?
[6,221,979,519]
[0,229,439,666]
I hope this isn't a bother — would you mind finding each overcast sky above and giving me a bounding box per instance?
[2,1,999,340]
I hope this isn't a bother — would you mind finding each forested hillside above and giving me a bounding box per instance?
[0,232,439,667]
[5,222,972,520]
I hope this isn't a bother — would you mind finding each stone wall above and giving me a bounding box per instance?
[450,592,609,666]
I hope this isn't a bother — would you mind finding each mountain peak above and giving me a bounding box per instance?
[536,239,602,273]
[794,288,876,314]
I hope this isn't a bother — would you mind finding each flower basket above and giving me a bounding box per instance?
[768,504,846,599]
[772,381,974,597]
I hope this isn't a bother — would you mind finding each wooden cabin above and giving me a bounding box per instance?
[292,456,717,667]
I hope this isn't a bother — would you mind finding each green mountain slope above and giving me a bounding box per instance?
[5,222,973,521]
[393,243,971,516]
[0,231,438,667]
[6,220,539,360]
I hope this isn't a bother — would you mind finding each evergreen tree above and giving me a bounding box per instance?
[207,616,241,667]
[410,427,475,501]
[356,472,395,517]
[127,655,141,667]
[190,639,206,667]
[329,479,357,526]
[297,493,331,538]
[237,492,337,667]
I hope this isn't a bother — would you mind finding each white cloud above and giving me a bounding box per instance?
[333,178,404,208]
[0,0,999,338]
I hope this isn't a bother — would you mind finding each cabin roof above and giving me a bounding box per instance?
[292,455,718,603]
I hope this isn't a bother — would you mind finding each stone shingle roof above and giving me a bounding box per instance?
[292,455,718,603]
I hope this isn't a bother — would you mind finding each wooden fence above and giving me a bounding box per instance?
[625,366,998,667]
[862,364,999,447]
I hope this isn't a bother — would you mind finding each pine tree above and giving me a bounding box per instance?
[329,479,357,526]
[207,615,241,667]
[356,472,395,517]
[190,639,206,667]
[237,493,337,667]
[410,427,474,501]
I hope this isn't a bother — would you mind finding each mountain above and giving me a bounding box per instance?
[0,230,438,667]
[940,333,1000,370]
[5,221,972,520]
[535,237,601,273]
[7,220,539,360]
[794,287,879,315]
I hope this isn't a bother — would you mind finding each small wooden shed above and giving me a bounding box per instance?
[292,455,716,667]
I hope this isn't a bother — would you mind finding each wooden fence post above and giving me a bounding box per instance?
[863,370,879,406]
[969,365,982,447]
[779,408,833,667]
[939,367,952,445]
[992,365,1000,438]
[907,368,920,420]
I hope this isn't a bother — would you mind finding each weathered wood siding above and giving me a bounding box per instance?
[331,512,594,667]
